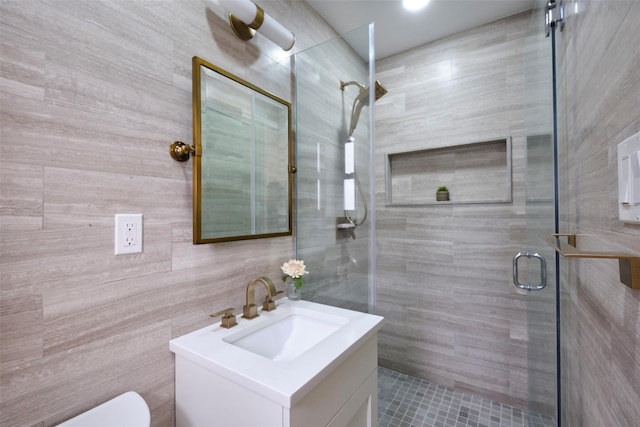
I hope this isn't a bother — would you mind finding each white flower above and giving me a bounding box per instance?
[281,259,309,290]
[281,259,308,278]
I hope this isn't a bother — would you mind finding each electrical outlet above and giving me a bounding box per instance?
[115,214,143,255]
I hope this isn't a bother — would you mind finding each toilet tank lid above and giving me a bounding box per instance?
[56,391,150,427]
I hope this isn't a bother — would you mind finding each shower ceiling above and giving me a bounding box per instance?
[306,0,536,59]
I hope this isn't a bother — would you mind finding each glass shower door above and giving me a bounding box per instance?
[516,0,559,425]
[519,134,558,425]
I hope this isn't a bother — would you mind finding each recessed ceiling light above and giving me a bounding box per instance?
[403,0,430,12]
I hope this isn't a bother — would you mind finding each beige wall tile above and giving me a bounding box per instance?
[0,0,321,425]
[3,0,639,425]
[375,11,534,409]
[557,0,640,425]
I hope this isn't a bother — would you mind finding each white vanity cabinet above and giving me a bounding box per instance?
[175,336,378,427]
[293,337,378,427]
[170,300,383,427]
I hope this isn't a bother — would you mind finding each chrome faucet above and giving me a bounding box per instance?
[242,276,280,319]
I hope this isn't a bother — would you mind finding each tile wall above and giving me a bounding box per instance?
[374,11,537,410]
[0,1,336,425]
[556,0,640,425]
[3,0,638,425]
[375,0,640,422]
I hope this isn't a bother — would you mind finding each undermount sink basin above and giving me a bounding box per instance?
[224,311,348,362]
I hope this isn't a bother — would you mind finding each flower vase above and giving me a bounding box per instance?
[288,281,302,301]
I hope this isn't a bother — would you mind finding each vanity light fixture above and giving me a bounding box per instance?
[402,0,430,12]
[218,0,295,51]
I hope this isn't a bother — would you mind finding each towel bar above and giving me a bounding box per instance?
[540,233,639,290]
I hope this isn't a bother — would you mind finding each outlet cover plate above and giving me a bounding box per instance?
[115,214,143,255]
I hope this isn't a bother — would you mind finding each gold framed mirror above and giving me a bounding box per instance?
[192,56,293,243]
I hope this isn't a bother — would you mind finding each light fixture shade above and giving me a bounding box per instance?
[219,0,257,24]
[218,0,295,50]
[258,11,295,50]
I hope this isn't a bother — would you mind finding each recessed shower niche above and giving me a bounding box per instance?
[385,138,512,205]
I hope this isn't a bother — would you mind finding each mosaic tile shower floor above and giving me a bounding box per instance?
[378,367,556,427]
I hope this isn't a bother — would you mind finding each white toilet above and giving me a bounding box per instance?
[56,391,150,427]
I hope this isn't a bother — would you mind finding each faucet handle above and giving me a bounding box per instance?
[262,290,284,312]
[242,303,259,319]
[210,307,238,329]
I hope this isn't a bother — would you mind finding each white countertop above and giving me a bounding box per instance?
[169,299,384,407]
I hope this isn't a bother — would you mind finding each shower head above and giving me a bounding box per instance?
[341,79,388,137]
[341,80,388,104]
[363,80,388,104]
[374,80,388,100]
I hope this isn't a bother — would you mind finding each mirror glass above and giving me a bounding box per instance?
[193,56,292,243]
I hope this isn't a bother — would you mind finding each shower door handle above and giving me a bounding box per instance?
[513,252,547,291]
